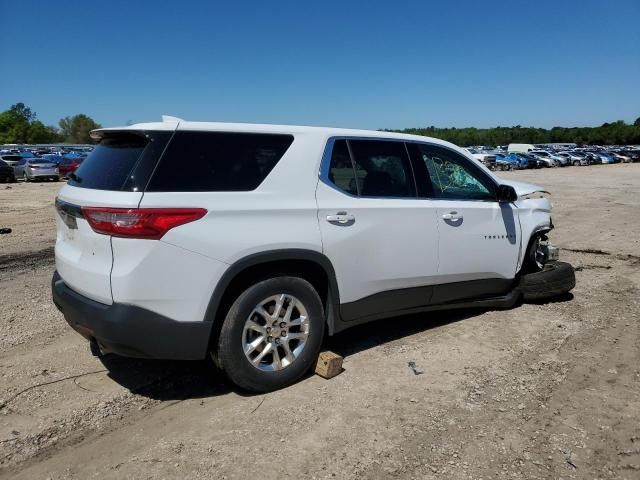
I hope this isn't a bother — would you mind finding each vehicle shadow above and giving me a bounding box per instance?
[325,308,484,358]
[98,306,516,401]
[98,354,234,401]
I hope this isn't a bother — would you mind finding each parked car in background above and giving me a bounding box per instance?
[470,152,497,170]
[517,153,543,169]
[16,158,60,182]
[507,143,535,153]
[41,154,64,165]
[610,151,632,163]
[530,150,561,167]
[0,154,25,167]
[494,153,518,171]
[0,159,16,182]
[504,153,529,169]
[597,152,616,164]
[621,149,640,162]
[556,152,588,166]
[58,157,84,178]
[529,152,556,167]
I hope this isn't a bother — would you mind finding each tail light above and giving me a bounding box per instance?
[82,207,207,239]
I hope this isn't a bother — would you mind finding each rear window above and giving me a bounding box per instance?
[67,131,172,191]
[146,131,294,192]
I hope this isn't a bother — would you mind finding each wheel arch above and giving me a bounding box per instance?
[204,249,342,355]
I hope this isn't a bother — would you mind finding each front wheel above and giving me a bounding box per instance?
[215,276,325,392]
[23,173,29,182]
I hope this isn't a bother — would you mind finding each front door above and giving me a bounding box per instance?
[408,143,521,303]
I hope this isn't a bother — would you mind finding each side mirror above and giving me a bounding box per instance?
[497,184,518,203]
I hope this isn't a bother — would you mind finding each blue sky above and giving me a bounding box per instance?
[1,0,638,130]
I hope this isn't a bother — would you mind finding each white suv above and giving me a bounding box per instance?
[52,117,575,392]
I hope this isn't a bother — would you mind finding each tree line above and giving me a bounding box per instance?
[3,101,639,147]
[388,118,640,147]
[0,103,101,144]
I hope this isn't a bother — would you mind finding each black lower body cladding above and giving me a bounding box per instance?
[52,271,212,360]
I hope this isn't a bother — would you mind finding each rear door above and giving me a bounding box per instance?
[55,130,173,304]
[316,138,439,321]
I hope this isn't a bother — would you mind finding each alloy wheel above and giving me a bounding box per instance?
[242,294,310,372]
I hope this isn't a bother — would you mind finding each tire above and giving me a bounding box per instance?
[23,173,29,182]
[216,276,325,392]
[573,160,580,166]
[53,176,59,182]
[9,175,16,183]
[518,261,576,302]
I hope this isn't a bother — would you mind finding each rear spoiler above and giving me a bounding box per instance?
[90,115,183,141]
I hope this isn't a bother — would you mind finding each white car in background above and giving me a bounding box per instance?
[52,117,575,392]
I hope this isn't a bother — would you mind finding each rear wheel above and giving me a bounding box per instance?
[573,160,580,166]
[215,276,325,392]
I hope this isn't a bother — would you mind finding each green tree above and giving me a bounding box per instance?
[633,117,640,127]
[27,120,62,143]
[59,114,102,143]
[0,102,35,143]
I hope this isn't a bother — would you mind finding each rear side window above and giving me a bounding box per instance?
[68,131,172,191]
[348,140,415,197]
[146,132,294,192]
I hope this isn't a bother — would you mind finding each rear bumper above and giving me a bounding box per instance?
[52,271,212,360]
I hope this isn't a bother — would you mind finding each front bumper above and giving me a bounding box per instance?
[52,271,212,360]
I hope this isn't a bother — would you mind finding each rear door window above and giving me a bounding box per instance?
[348,140,415,197]
[146,131,294,192]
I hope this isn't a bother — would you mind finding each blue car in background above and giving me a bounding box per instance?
[494,153,519,170]
[598,152,616,164]
[41,154,64,165]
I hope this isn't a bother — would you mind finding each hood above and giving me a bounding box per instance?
[499,179,549,197]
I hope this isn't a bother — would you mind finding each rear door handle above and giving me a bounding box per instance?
[442,212,463,221]
[326,212,355,224]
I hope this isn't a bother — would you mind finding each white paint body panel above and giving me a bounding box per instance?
[316,181,439,303]
[434,201,521,281]
[55,185,143,304]
[110,239,227,323]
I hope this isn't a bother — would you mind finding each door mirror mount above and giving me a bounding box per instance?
[497,184,518,203]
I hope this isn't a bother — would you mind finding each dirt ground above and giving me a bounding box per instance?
[1,165,639,479]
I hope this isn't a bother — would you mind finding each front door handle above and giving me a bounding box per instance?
[442,212,463,221]
[326,212,355,225]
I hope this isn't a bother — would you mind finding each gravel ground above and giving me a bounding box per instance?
[0,165,639,479]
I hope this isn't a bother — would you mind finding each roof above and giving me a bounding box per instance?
[90,116,454,147]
